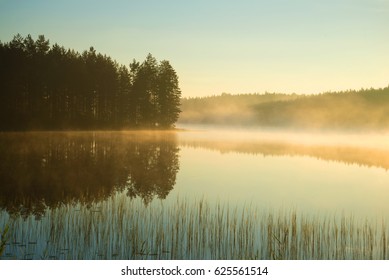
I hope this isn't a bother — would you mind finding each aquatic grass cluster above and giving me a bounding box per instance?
[0,194,388,260]
[0,224,9,256]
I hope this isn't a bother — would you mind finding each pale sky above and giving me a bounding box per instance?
[1,0,388,97]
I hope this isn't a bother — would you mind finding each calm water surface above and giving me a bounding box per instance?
[1,128,389,259]
[174,129,389,219]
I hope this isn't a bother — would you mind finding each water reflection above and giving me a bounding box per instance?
[0,132,180,218]
[1,129,388,219]
[179,135,389,171]
[176,131,389,219]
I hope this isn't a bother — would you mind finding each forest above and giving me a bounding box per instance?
[180,87,389,130]
[0,34,181,130]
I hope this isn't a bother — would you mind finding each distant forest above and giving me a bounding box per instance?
[0,34,181,130]
[180,87,389,130]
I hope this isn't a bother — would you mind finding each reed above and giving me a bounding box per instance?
[0,224,9,257]
[0,194,388,260]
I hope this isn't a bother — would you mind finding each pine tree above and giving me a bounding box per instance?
[0,35,182,130]
[156,60,181,128]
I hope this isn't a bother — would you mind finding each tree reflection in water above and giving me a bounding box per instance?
[0,131,180,218]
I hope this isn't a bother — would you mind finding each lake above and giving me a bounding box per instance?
[1,128,389,259]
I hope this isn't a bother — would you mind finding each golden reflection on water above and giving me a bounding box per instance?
[178,129,389,170]
[0,131,179,218]
[1,129,388,260]
[174,129,389,219]
[0,129,388,218]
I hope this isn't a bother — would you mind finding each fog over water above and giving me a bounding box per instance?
[171,126,389,219]
[1,127,388,221]
[1,128,389,260]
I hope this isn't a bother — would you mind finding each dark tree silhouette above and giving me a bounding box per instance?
[0,132,180,218]
[157,60,182,128]
[0,34,181,130]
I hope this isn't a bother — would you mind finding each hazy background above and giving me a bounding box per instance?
[1,0,388,97]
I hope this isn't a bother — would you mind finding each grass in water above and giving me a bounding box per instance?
[0,195,388,260]
[0,224,9,257]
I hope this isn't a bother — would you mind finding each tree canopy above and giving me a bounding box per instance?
[0,34,181,130]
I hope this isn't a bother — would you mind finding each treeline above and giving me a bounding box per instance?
[179,88,389,130]
[180,93,299,125]
[254,87,389,130]
[0,34,181,130]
